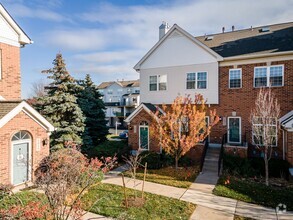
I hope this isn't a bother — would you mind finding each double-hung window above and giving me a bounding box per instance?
[186,72,207,89]
[149,75,167,91]
[252,117,277,147]
[229,69,242,88]
[254,65,283,87]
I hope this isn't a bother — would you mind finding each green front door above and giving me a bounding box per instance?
[228,117,241,144]
[139,126,149,150]
[13,142,29,185]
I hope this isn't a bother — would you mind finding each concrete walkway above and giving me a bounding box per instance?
[102,164,293,220]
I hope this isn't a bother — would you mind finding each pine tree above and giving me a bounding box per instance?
[77,74,108,152]
[35,53,85,151]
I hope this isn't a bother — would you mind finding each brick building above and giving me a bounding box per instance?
[125,22,293,166]
[0,4,54,186]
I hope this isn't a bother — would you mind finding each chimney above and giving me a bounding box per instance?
[222,27,225,33]
[159,21,170,40]
[232,25,235,31]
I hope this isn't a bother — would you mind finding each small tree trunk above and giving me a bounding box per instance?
[175,156,179,170]
[264,151,269,186]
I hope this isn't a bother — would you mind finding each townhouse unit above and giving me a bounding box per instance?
[0,4,54,186]
[97,80,140,127]
[126,22,293,166]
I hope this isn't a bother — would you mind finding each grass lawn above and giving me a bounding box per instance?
[123,165,200,188]
[234,215,256,220]
[213,174,293,211]
[82,183,196,219]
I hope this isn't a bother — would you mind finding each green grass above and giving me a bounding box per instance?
[213,175,293,211]
[82,183,196,220]
[234,215,256,220]
[123,166,200,188]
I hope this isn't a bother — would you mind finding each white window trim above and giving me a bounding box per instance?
[229,68,242,89]
[227,117,242,144]
[149,75,167,91]
[254,65,284,88]
[186,71,208,90]
[139,124,149,150]
[252,117,278,147]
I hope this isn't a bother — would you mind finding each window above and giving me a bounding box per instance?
[229,69,242,88]
[197,72,207,89]
[254,65,283,87]
[186,72,207,89]
[186,73,196,89]
[99,89,104,95]
[149,75,167,91]
[149,76,157,91]
[252,117,277,146]
[107,89,113,94]
[127,88,132,93]
[117,89,123,93]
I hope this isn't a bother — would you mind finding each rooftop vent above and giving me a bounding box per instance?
[259,27,270,32]
[205,36,214,41]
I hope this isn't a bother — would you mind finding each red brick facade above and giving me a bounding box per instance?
[0,111,50,185]
[0,43,21,100]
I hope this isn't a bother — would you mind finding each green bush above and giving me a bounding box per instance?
[223,154,290,178]
[140,151,162,169]
[87,140,130,162]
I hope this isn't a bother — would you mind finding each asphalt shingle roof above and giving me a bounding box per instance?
[0,101,21,119]
[196,22,293,58]
[97,80,139,89]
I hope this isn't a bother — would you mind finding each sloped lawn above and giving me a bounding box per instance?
[123,166,200,188]
[82,183,196,219]
[213,174,293,211]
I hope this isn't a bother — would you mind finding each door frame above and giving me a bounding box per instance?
[227,116,241,144]
[139,124,149,150]
[10,137,32,186]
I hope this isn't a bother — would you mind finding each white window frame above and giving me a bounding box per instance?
[227,117,242,144]
[139,122,149,150]
[186,71,208,90]
[186,72,196,89]
[229,68,242,89]
[252,117,278,147]
[149,75,167,91]
[254,65,284,88]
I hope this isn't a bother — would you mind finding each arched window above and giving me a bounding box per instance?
[140,121,149,126]
[12,131,31,141]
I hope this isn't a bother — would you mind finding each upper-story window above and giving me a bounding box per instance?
[149,75,167,91]
[254,65,284,88]
[186,72,207,89]
[99,89,104,95]
[127,88,132,93]
[107,89,113,94]
[229,69,242,88]
[117,89,123,93]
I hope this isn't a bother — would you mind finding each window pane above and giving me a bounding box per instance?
[149,76,157,91]
[159,83,166,90]
[150,84,157,91]
[254,67,267,87]
[187,81,195,89]
[159,75,167,90]
[197,72,207,89]
[150,76,157,83]
[270,66,283,86]
[186,73,195,89]
[229,69,241,88]
[187,73,195,81]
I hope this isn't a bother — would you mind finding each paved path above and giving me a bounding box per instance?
[102,164,293,220]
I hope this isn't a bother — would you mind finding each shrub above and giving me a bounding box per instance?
[223,154,257,177]
[140,151,162,169]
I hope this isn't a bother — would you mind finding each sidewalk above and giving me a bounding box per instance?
[102,165,293,220]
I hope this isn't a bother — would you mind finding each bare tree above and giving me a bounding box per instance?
[250,88,280,186]
[30,79,47,98]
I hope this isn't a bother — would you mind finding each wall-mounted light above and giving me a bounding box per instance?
[42,138,48,146]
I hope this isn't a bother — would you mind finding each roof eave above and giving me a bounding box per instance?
[223,51,293,61]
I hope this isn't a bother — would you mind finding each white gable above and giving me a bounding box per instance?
[0,4,31,47]
[140,30,218,69]
[0,13,19,46]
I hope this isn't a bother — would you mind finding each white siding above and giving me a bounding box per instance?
[140,62,219,104]
[0,14,19,47]
[140,31,217,69]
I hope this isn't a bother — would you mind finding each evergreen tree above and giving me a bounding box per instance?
[77,74,108,151]
[35,53,85,151]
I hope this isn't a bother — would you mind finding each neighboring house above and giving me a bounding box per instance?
[125,22,293,166]
[0,4,54,187]
[97,80,140,127]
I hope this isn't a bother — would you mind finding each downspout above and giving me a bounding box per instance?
[282,129,285,160]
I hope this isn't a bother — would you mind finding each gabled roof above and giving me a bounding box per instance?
[196,22,293,58]
[97,80,139,89]
[279,110,293,131]
[134,24,223,71]
[124,102,164,123]
[0,3,32,45]
[0,101,54,132]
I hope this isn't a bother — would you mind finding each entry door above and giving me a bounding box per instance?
[139,126,149,150]
[228,117,241,144]
[13,142,29,185]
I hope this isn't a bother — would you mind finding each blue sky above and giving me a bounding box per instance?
[2,0,293,98]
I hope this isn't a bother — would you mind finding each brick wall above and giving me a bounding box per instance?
[286,131,293,166]
[0,111,50,185]
[209,59,293,157]
[0,43,21,100]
